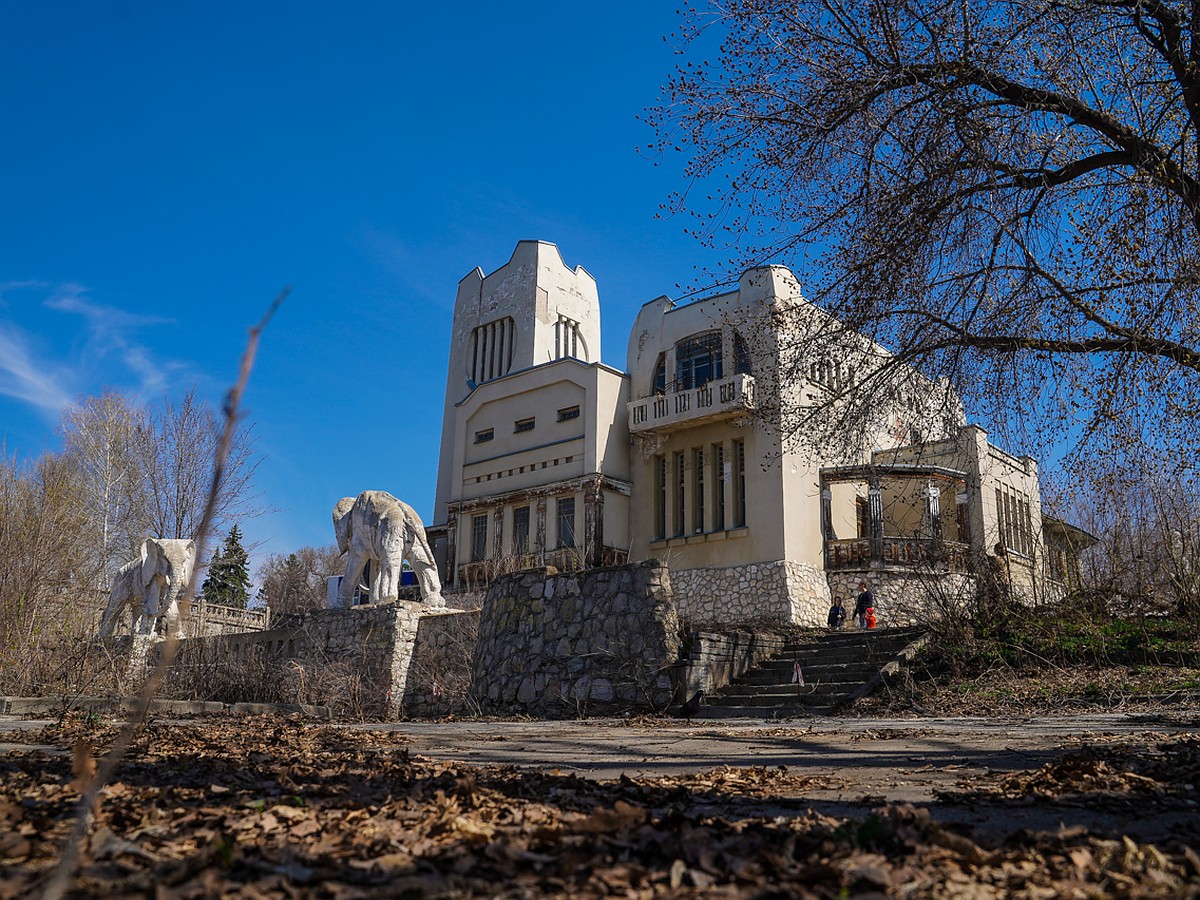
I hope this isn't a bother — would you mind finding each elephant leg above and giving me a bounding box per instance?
[161,595,183,640]
[97,581,131,640]
[406,528,446,608]
[339,550,369,607]
[137,582,162,635]
[376,556,400,602]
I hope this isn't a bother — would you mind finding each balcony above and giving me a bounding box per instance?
[825,537,970,573]
[627,373,756,434]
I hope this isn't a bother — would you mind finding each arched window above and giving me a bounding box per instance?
[674,331,723,390]
[733,331,752,375]
[469,316,515,384]
[652,353,667,393]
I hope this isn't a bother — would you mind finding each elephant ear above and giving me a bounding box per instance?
[332,497,356,553]
[139,540,159,587]
[183,540,197,576]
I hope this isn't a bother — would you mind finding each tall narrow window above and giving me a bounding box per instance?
[693,447,705,533]
[712,443,725,531]
[556,497,576,548]
[995,488,1007,550]
[469,317,515,384]
[512,506,530,555]
[554,315,586,361]
[674,451,686,537]
[653,353,667,393]
[675,331,724,389]
[733,440,746,527]
[471,513,488,561]
[733,331,752,375]
[655,455,667,540]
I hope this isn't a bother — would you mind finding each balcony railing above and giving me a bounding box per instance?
[628,372,756,434]
[825,537,969,572]
[456,546,630,588]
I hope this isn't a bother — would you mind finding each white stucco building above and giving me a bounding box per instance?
[430,242,1092,623]
[430,241,631,590]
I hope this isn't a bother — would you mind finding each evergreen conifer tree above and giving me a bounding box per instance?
[200,525,251,608]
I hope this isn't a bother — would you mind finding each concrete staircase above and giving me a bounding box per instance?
[698,626,927,717]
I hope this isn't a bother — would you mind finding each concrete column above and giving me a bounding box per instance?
[584,478,604,568]
[535,498,547,556]
[492,506,504,560]
[868,471,883,563]
[820,485,833,569]
[445,510,458,588]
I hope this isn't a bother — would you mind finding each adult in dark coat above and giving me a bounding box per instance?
[853,581,874,629]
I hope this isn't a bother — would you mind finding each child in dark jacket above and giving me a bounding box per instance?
[827,598,846,629]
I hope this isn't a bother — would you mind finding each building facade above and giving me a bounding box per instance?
[431,243,1092,623]
[431,241,631,589]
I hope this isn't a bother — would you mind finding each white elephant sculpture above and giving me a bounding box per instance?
[97,538,196,641]
[333,491,445,608]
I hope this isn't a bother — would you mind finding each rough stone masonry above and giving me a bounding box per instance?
[470,560,680,715]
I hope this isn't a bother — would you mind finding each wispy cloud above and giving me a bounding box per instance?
[45,286,182,400]
[0,326,75,416]
[0,282,192,419]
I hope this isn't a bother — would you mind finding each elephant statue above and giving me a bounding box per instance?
[332,491,445,608]
[97,538,196,641]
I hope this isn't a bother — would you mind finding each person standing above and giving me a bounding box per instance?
[853,581,874,629]
[827,597,846,629]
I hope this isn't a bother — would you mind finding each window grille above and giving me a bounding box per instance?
[674,331,723,390]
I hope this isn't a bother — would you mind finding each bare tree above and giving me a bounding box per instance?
[1066,460,1200,615]
[255,544,342,617]
[61,392,147,585]
[0,451,91,661]
[131,387,263,542]
[650,0,1200,469]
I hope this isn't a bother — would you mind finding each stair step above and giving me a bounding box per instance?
[697,627,928,717]
[718,681,861,698]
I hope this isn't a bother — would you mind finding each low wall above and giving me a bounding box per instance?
[471,561,680,715]
[671,560,831,626]
[184,600,269,637]
[402,609,480,717]
[176,601,473,718]
[676,629,789,698]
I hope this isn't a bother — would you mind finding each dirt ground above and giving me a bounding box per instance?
[351,711,1200,842]
[2,711,1199,896]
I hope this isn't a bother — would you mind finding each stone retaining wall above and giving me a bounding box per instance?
[402,609,480,718]
[826,570,976,626]
[471,561,680,716]
[671,560,831,626]
[176,602,471,718]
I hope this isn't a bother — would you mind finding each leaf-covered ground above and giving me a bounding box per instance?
[2,715,1199,897]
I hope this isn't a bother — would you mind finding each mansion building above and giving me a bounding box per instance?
[429,241,1091,625]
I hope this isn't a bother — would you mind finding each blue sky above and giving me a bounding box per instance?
[0,2,719,576]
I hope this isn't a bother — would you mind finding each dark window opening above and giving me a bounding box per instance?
[471,514,488,561]
[513,506,530,555]
[557,497,576,548]
[675,331,723,390]
[733,331,752,375]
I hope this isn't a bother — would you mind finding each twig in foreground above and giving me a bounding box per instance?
[39,288,288,900]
